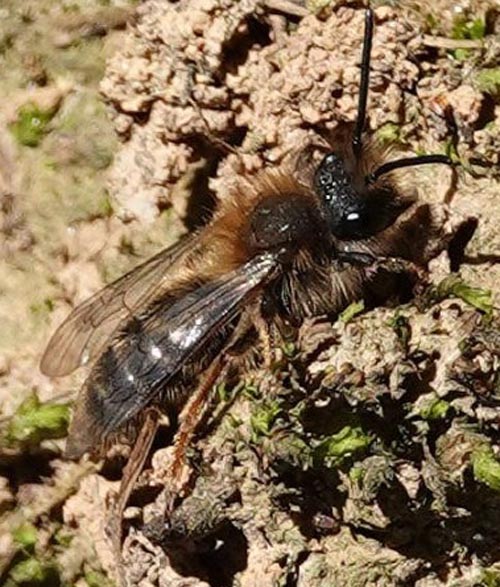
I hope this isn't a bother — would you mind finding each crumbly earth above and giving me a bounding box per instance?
[0,0,499,586]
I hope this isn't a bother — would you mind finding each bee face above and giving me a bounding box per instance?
[314,151,368,239]
[313,150,417,241]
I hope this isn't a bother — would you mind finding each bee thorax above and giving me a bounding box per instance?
[247,193,326,257]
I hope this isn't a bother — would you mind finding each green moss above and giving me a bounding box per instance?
[452,16,485,41]
[340,300,365,323]
[437,276,493,316]
[250,401,282,440]
[53,527,73,548]
[29,298,54,318]
[420,396,450,420]
[444,139,462,166]
[451,15,485,61]
[241,382,260,400]
[387,311,410,347]
[425,13,439,32]
[216,382,230,402]
[349,465,365,482]
[472,446,500,492]
[85,570,115,587]
[98,192,114,217]
[314,426,372,468]
[475,68,500,96]
[376,123,401,145]
[9,102,56,147]
[5,392,70,447]
[12,523,38,550]
[281,341,296,358]
[6,557,60,587]
[482,569,500,587]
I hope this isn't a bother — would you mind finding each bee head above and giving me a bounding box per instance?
[314,152,369,240]
[312,9,452,242]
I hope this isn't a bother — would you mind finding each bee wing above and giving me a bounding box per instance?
[41,234,196,378]
[67,252,279,457]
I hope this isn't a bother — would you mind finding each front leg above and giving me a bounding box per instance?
[336,250,428,285]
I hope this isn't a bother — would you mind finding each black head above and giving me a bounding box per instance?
[314,152,368,239]
[314,151,438,240]
[313,9,452,242]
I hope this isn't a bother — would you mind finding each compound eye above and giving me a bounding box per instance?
[314,153,344,194]
[332,206,368,239]
[314,152,368,239]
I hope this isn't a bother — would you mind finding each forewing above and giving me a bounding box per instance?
[66,252,279,457]
[41,234,196,377]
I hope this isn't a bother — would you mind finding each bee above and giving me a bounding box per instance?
[41,9,453,475]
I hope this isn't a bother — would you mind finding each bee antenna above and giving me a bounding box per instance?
[352,8,374,159]
[366,154,454,184]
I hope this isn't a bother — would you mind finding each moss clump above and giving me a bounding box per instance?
[12,523,38,550]
[451,16,485,41]
[314,426,372,468]
[9,102,56,147]
[482,569,500,587]
[5,557,60,587]
[420,396,450,420]
[451,15,485,60]
[376,122,401,145]
[387,311,411,348]
[436,276,493,315]
[472,446,500,492]
[475,68,500,96]
[250,401,282,440]
[340,300,365,323]
[5,392,70,447]
[84,569,115,587]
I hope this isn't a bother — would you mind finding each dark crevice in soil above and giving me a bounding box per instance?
[0,450,57,492]
[182,126,247,230]
[182,137,221,231]
[474,93,497,130]
[219,16,272,80]
[164,521,248,587]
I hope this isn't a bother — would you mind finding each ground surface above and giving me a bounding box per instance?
[0,1,499,586]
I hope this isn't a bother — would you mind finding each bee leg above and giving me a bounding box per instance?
[252,311,288,400]
[106,409,159,584]
[369,256,428,289]
[337,251,428,286]
[169,356,228,496]
[254,310,274,369]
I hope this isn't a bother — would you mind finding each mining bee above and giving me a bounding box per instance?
[41,9,454,499]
